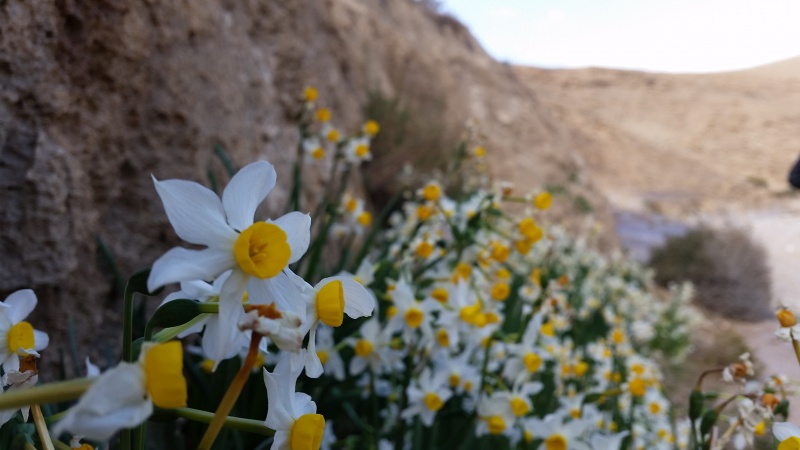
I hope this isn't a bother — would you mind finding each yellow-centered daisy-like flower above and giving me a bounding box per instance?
[147,161,311,367]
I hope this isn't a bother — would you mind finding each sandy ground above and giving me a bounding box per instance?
[736,205,800,418]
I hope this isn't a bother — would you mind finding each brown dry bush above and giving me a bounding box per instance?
[648,226,772,321]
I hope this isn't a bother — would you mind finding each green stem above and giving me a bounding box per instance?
[0,378,94,411]
[198,333,263,450]
[123,284,136,363]
[51,440,71,450]
[171,408,274,436]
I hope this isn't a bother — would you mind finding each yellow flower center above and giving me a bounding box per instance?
[530,268,541,286]
[649,402,661,415]
[7,321,35,354]
[611,328,625,344]
[449,373,460,387]
[143,341,187,409]
[459,304,481,324]
[326,129,339,142]
[629,378,647,397]
[357,212,372,227]
[424,392,444,411]
[416,241,434,258]
[363,120,380,136]
[754,421,765,436]
[422,184,441,201]
[463,380,473,391]
[523,353,543,372]
[510,398,529,416]
[315,280,345,327]
[311,147,325,160]
[290,413,325,450]
[631,363,645,375]
[515,239,533,255]
[518,218,537,237]
[545,434,567,450]
[534,192,552,210]
[474,146,486,158]
[574,362,589,377]
[431,288,449,303]
[490,243,510,263]
[75,445,95,450]
[570,408,581,419]
[523,430,534,443]
[540,322,555,337]
[453,263,472,282]
[303,86,318,102]
[436,329,450,347]
[780,437,800,450]
[496,268,511,279]
[405,307,424,328]
[491,282,510,301]
[417,205,432,221]
[386,306,398,318]
[316,351,329,365]
[345,198,358,212]
[234,222,291,279]
[316,108,331,123]
[355,144,369,158]
[354,340,373,358]
[778,308,798,327]
[486,415,506,434]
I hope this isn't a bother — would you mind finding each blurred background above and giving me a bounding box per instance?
[2,0,800,395]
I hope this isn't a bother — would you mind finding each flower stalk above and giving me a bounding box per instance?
[197,332,263,450]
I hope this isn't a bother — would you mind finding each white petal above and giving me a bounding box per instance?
[317,276,375,319]
[304,324,323,378]
[152,177,237,247]
[248,274,305,317]
[212,271,248,369]
[263,358,297,431]
[222,161,277,231]
[52,363,152,441]
[33,330,49,351]
[269,212,311,264]
[293,392,317,416]
[2,354,19,373]
[147,247,235,292]
[774,422,800,441]
[3,289,37,323]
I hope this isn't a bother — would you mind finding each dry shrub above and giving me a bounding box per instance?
[361,90,459,205]
[648,226,772,321]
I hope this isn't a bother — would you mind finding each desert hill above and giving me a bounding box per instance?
[516,59,800,215]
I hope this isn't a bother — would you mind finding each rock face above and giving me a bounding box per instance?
[1,0,595,371]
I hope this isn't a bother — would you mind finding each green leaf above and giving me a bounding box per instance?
[144,299,203,340]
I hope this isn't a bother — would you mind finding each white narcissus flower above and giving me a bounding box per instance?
[147,161,311,367]
[400,367,452,426]
[0,289,49,373]
[263,352,325,450]
[285,271,374,378]
[0,361,39,427]
[53,342,187,441]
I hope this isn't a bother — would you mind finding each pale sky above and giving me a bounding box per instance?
[440,0,800,73]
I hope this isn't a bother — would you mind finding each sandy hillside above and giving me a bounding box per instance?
[516,59,800,216]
